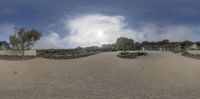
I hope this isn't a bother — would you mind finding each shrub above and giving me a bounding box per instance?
[37,49,101,59]
[118,52,148,59]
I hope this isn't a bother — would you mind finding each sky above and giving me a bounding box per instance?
[0,0,200,48]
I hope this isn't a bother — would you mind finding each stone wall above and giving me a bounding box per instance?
[0,50,36,56]
[188,50,200,55]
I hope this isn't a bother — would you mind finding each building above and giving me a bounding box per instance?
[181,43,200,50]
[0,41,10,50]
[188,43,199,50]
[141,40,200,52]
[197,42,200,49]
[142,43,182,52]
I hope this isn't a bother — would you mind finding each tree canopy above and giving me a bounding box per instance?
[9,27,42,56]
[116,37,134,52]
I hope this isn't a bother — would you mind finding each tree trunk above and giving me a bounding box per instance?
[22,41,25,57]
[22,48,25,57]
[124,47,127,53]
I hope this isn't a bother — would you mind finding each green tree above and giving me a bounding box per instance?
[134,42,142,50]
[160,39,170,45]
[116,37,134,52]
[141,41,149,46]
[9,27,42,57]
[181,40,193,50]
[196,41,200,46]
[101,44,117,51]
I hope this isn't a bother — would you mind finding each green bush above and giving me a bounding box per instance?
[37,49,101,59]
[118,52,148,59]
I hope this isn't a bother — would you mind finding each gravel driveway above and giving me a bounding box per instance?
[0,52,200,99]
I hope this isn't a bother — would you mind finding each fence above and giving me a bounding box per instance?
[0,50,36,56]
[188,50,200,55]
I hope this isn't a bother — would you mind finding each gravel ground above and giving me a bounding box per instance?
[0,51,200,99]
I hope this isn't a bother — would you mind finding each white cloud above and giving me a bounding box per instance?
[139,24,196,42]
[64,14,145,48]
[37,13,200,49]
[38,14,144,48]
[0,23,15,41]
[36,32,66,49]
[159,25,193,41]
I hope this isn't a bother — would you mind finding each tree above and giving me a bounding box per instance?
[116,37,134,52]
[141,41,149,46]
[9,27,42,57]
[134,42,142,50]
[160,39,170,45]
[196,41,200,46]
[181,40,193,50]
[84,46,99,52]
[101,44,117,51]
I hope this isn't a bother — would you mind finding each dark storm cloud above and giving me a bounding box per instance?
[1,0,200,25]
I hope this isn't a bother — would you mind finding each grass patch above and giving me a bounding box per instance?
[118,52,148,59]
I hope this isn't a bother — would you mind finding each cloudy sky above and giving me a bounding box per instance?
[0,0,200,48]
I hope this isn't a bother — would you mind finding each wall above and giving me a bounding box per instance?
[188,50,200,55]
[189,44,199,50]
[0,50,36,56]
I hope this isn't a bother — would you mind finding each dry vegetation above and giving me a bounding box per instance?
[37,49,101,59]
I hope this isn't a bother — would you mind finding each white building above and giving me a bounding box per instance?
[0,41,10,50]
[189,43,200,50]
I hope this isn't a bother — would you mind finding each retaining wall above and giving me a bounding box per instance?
[188,50,200,55]
[0,50,36,56]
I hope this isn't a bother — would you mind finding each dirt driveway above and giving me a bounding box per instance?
[0,52,200,99]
